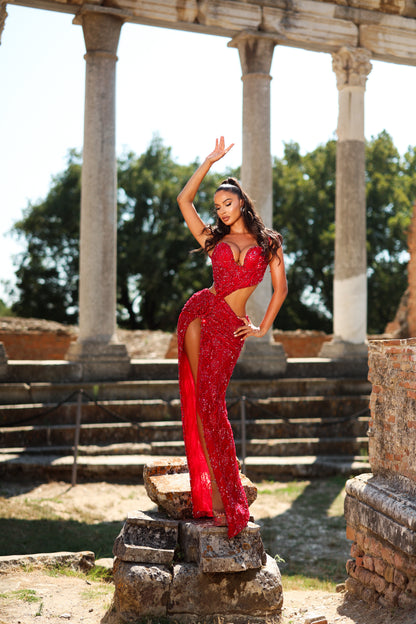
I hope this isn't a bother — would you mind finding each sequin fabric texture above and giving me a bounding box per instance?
[177,241,268,538]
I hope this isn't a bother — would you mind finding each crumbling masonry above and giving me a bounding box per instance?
[344,338,416,608]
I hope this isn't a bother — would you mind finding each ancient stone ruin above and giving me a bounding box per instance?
[344,338,416,608]
[112,457,283,623]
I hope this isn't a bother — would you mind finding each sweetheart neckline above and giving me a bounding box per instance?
[213,241,263,267]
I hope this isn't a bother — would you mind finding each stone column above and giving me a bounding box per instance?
[66,10,130,380]
[229,33,286,377]
[320,47,372,360]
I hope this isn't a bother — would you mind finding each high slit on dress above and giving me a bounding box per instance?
[177,241,269,539]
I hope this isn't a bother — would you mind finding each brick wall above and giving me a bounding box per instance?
[367,338,416,482]
[345,524,416,609]
[0,332,76,360]
[273,330,332,358]
[344,338,416,609]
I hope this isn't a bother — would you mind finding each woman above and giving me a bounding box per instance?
[177,137,288,538]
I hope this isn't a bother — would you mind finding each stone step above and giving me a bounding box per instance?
[0,432,368,458]
[0,422,182,447]
[0,412,370,447]
[0,376,371,405]
[0,394,369,428]
[0,451,370,481]
[145,437,369,457]
[4,357,369,384]
[0,400,180,427]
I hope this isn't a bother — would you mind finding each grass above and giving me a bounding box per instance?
[0,588,45,616]
[257,475,350,590]
[0,476,352,590]
[0,588,41,603]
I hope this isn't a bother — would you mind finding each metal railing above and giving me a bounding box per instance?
[1,389,370,485]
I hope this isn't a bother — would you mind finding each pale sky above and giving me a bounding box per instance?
[1,4,415,304]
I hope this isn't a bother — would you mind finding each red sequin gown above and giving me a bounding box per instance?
[177,241,268,538]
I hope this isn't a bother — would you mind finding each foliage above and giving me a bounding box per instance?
[10,138,219,329]
[273,131,416,333]
[0,299,13,316]
[273,140,336,331]
[10,149,81,323]
[8,132,416,333]
[116,137,217,329]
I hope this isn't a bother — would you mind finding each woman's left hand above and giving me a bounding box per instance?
[233,318,266,341]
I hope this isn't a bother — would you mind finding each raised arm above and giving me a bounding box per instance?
[177,137,234,248]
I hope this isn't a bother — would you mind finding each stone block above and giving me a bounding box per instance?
[350,543,364,558]
[373,557,387,577]
[169,555,282,621]
[362,554,374,571]
[179,519,266,573]
[383,582,401,605]
[263,2,358,53]
[0,550,94,572]
[113,511,178,565]
[360,21,416,66]
[65,341,130,381]
[345,475,416,555]
[143,456,189,479]
[237,340,287,378]
[113,558,172,621]
[144,457,257,520]
[398,591,416,609]
[393,567,408,589]
[406,576,416,595]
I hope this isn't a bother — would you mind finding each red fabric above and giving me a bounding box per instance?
[177,290,248,537]
[177,243,268,539]
[211,242,267,298]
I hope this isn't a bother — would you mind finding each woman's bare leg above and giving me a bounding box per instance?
[183,318,225,514]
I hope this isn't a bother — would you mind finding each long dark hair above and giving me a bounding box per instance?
[204,177,282,260]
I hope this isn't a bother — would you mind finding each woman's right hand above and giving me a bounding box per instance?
[206,136,234,164]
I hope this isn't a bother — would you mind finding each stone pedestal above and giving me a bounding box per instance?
[344,339,416,609]
[143,456,257,519]
[67,9,130,381]
[111,458,283,623]
[229,32,286,376]
[239,338,287,378]
[321,47,372,358]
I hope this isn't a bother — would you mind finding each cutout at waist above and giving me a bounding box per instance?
[208,284,257,319]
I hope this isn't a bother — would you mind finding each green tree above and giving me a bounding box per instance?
[0,299,13,316]
[116,137,217,329]
[11,149,81,323]
[273,140,336,332]
[10,133,416,334]
[365,132,416,333]
[273,131,416,334]
[10,138,219,329]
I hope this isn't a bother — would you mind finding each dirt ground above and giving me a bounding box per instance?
[2,569,414,624]
[1,482,416,624]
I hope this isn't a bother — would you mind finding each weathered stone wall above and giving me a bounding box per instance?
[368,338,416,481]
[344,338,416,609]
[407,200,416,337]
